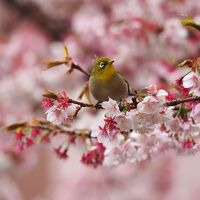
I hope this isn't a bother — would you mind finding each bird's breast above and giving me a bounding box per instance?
[89,74,128,102]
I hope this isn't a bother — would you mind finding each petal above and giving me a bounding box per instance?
[182,72,196,88]
[156,89,168,97]
[91,129,101,137]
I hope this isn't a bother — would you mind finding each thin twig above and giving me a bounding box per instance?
[69,96,200,109]
[43,90,102,109]
[44,89,200,110]
[165,96,200,107]
[68,98,103,109]
[31,123,91,137]
[70,63,90,78]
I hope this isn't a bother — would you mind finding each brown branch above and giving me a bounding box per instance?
[30,124,91,137]
[4,119,91,138]
[44,59,90,78]
[68,98,103,109]
[70,63,90,78]
[165,96,200,107]
[43,90,103,109]
[43,89,200,110]
[70,96,200,109]
[5,96,200,139]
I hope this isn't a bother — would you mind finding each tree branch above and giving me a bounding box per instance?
[4,119,91,138]
[68,98,103,109]
[70,96,200,109]
[165,96,200,107]
[44,89,200,110]
[69,62,90,78]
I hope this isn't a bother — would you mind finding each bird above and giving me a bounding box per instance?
[89,57,129,102]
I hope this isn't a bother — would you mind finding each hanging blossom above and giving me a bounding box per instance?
[54,142,68,159]
[81,142,105,168]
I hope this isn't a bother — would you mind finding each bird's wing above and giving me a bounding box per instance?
[117,72,131,95]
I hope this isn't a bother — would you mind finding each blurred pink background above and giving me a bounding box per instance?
[1,0,200,199]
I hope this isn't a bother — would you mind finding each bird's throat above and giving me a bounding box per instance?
[97,66,116,81]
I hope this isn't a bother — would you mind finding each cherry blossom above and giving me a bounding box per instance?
[103,139,137,166]
[54,143,68,159]
[156,89,168,103]
[57,91,71,110]
[91,117,122,146]
[101,97,121,118]
[46,106,65,125]
[137,96,163,114]
[115,113,133,132]
[191,103,200,122]
[81,142,105,168]
[146,84,158,95]
[182,72,200,96]
[42,98,54,110]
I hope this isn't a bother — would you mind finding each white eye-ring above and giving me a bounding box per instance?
[99,62,105,68]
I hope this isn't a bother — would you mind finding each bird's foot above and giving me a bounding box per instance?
[118,100,124,111]
[94,101,103,109]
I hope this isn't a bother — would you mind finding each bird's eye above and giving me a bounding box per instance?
[99,62,105,68]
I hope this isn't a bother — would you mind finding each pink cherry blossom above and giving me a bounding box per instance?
[146,84,158,95]
[191,103,200,122]
[101,97,121,118]
[42,98,54,110]
[54,143,68,159]
[131,110,163,133]
[115,114,133,132]
[81,142,105,168]
[156,89,168,103]
[137,96,162,114]
[182,72,200,96]
[103,140,137,166]
[91,117,121,146]
[57,91,71,110]
[182,139,196,150]
[46,106,64,125]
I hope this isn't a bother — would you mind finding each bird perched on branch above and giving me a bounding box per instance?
[89,57,129,102]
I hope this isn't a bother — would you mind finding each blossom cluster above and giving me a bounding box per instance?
[42,91,72,125]
[12,58,200,168]
[96,90,200,166]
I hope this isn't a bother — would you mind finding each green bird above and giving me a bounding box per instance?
[89,57,129,102]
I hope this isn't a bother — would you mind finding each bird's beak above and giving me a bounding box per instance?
[109,60,114,64]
